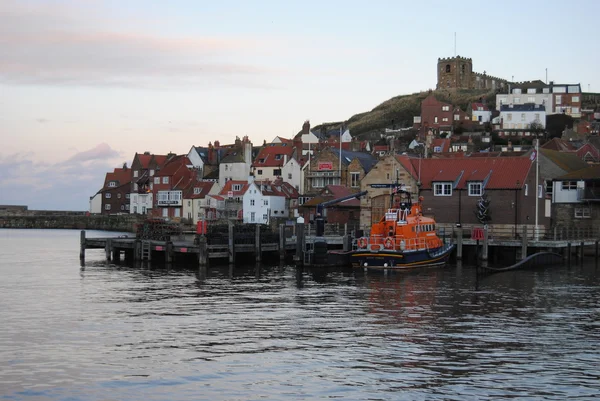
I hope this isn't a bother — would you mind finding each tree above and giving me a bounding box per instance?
[475,191,491,225]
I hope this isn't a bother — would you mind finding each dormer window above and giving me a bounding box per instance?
[259,158,265,163]
[194,187,201,194]
[108,181,116,187]
[232,184,241,191]
[275,154,282,160]
[468,182,483,196]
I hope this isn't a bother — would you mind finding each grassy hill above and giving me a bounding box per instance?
[314,89,498,139]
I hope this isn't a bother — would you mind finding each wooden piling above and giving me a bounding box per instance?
[198,235,208,268]
[228,220,235,265]
[295,221,305,266]
[520,226,528,260]
[112,248,120,262]
[580,241,584,266]
[255,224,261,263]
[80,230,86,261]
[105,238,112,261]
[567,242,571,267]
[456,227,463,260]
[595,240,598,268]
[166,241,173,264]
[279,224,285,261]
[482,226,489,261]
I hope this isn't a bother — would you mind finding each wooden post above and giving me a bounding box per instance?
[105,238,112,261]
[567,242,571,267]
[521,225,528,260]
[279,224,285,261]
[482,226,489,261]
[295,221,305,266]
[166,241,173,264]
[134,240,141,261]
[456,227,463,260]
[580,241,584,266]
[595,240,598,268]
[343,234,351,252]
[198,235,208,267]
[255,223,261,263]
[228,220,235,265]
[80,230,86,261]
[112,247,121,262]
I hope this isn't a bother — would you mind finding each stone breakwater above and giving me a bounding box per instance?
[0,213,146,233]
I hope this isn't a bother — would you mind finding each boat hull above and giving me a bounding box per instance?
[348,244,455,270]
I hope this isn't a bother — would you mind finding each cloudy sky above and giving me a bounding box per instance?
[1,0,599,210]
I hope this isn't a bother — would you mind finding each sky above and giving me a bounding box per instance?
[1,0,599,210]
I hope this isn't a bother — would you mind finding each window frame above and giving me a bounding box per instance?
[433,182,452,196]
[468,182,483,197]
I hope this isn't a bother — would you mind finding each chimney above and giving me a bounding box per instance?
[302,120,310,135]
[283,154,288,165]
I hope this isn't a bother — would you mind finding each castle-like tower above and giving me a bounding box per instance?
[436,56,509,91]
[437,56,473,90]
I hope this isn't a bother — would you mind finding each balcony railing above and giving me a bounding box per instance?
[577,187,600,201]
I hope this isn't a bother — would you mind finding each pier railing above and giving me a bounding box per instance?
[439,224,600,242]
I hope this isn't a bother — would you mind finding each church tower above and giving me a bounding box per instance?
[436,56,473,89]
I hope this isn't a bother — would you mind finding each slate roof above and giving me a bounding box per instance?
[540,148,588,172]
[301,185,361,208]
[541,138,577,152]
[396,155,533,190]
[331,148,378,173]
[500,104,546,112]
[555,165,600,180]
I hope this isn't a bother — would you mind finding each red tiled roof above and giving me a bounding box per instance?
[252,178,299,199]
[471,103,490,111]
[252,144,295,167]
[156,156,191,176]
[219,180,250,196]
[399,156,533,189]
[103,167,132,189]
[185,180,216,199]
[137,154,152,169]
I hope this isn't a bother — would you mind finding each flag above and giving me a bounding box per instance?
[530,150,536,161]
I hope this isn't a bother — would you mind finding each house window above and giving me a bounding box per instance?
[434,146,442,153]
[275,154,282,160]
[108,181,116,187]
[434,116,438,124]
[442,117,449,122]
[162,177,169,184]
[468,182,482,196]
[133,170,139,178]
[524,184,528,196]
[133,206,138,213]
[150,183,153,190]
[250,199,255,206]
[259,159,265,163]
[351,172,360,188]
[251,212,255,222]
[120,205,125,210]
[194,187,200,194]
[454,114,459,121]
[257,170,263,175]
[521,113,526,121]
[105,204,111,210]
[126,193,130,199]
[105,193,111,198]
[514,97,521,104]
[545,181,553,197]
[528,96,536,103]
[445,64,451,73]
[561,181,577,190]
[264,200,269,206]
[572,96,580,102]
[555,95,562,105]
[154,177,160,184]
[288,173,292,179]
[442,106,450,111]
[507,113,512,121]
[233,184,241,191]
[433,183,452,196]
[273,169,282,176]
[150,169,154,176]
[117,193,122,199]
[225,165,229,171]
[574,207,591,219]
[263,214,268,221]
[125,204,130,210]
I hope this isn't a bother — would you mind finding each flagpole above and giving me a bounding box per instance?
[534,138,539,240]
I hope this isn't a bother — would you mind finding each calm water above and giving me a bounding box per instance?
[1,229,599,400]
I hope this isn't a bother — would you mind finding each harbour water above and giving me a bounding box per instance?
[1,229,599,400]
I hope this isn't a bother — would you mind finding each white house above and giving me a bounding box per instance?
[89,192,102,214]
[281,156,302,193]
[471,103,492,124]
[218,138,253,187]
[182,180,222,224]
[500,104,546,130]
[130,192,153,215]
[251,143,295,182]
[242,178,298,224]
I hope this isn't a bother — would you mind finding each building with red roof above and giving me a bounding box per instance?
[129,152,170,215]
[181,178,222,224]
[92,165,132,215]
[149,155,193,220]
[251,143,296,181]
[299,185,362,226]
[242,177,299,224]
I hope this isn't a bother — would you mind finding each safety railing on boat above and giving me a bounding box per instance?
[354,235,433,251]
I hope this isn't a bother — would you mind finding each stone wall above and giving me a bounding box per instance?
[0,214,146,233]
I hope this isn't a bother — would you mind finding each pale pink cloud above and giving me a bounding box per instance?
[0,1,279,88]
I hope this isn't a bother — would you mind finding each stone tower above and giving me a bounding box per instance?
[437,56,473,90]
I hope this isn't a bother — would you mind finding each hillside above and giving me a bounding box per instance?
[314,89,498,139]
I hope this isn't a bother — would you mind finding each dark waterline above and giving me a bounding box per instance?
[1,229,599,400]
